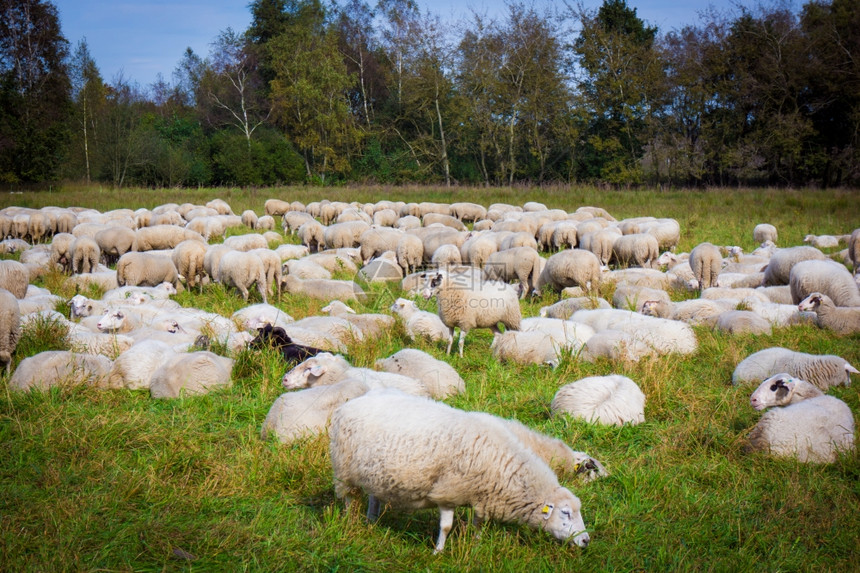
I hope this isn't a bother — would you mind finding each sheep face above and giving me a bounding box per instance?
[389,298,417,316]
[69,295,92,318]
[750,374,798,410]
[282,352,334,389]
[541,488,589,548]
[797,292,824,312]
[97,309,126,332]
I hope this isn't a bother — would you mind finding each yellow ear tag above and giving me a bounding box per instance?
[542,505,550,514]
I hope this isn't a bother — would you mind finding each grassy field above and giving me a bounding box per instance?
[1,184,859,571]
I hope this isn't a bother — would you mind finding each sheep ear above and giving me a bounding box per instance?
[309,364,326,376]
[541,503,554,520]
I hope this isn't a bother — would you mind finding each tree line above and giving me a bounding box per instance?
[1,0,858,189]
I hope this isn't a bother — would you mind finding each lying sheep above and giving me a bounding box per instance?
[788,259,860,306]
[116,252,180,289]
[797,292,860,335]
[714,310,773,336]
[106,340,178,389]
[849,228,860,275]
[491,330,567,367]
[422,271,521,357]
[149,351,234,398]
[540,296,612,319]
[375,348,465,398]
[9,350,113,392]
[321,300,394,338]
[551,375,646,426]
[281,352,429,396]
[689,242,722,290]
[70,236,100,274]
[571,308,698,355]
[612,284,670,313]
[231,303,294,332]
[579,329,655,362]
[534,249,601,296]
[330,389,591,553]
[732,347,858,390]
[0,260,30,299]
[739,296,816,327]
[218,250,268,303]
[389,297,453,347]
[762,246,828,286]
[281,274,364,302]
[746,373,854,463]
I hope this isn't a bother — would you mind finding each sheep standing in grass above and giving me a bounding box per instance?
[762,246,828,286]
[395,233,423,275]
[746,373,855,463]
[798,292,860,335]
[50,233,75,273]
[848,228,860,274]
[612,233,659,269]
[70,236,100,274]
[116,252,180,289]
[329,389,591,553]
[218,250,268,303]
[483,247,544,299]
[689,242,723,290]
[551,375,646,426]
[297,220,325,253]
[753,223,778,245]
[389,297,453,347]
[172,239,208,291]
[422,271,521,356]
[534,249,601,296]
[94,226,136,266]
[732,347,858,389]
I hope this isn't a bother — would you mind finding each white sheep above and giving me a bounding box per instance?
[746,373,855,463]
[330,389,590,553]
[106,339,178,389]
[281,274,364,302]
[67,323,134,357]
[714,310,773,336]
[539,297,612,319]
[788,259,860,306]
[70,236,100,274]
[171,239,208,291]
[274,244,311,262]
[571,308,698,355]
[739,296,816,327]
[320,300,394,338]
[689,242,723,290]
[551,375,646,426]
[612,233,659,269]
[521,316,595,351]
[797,292,860,335]
[248,248,283,299]
[612,284,670,313]
[482,247,544,300]
[848,228,860,275]
[762,245,828,286]
[218,250,268,303]
[296,220,325,253]
[281,352,429,397]
[9,350,113,392]
[149,351,234,398]
[49,232,75,273]
[491,330,567,367]
[132,225,204,251]
[579,329,656,362]
[255,215,275,231]
[422,270,522,356]
[94,226,135,266]
[222,232,268,252]
[375,348,465,398]
[0,288,20,373]
[753,223,778,245]
[241,209,258,229]
[116,252,180,289]
[389,297,453,347]
[395,233,424,275]
[732,346,858,390]
[534,249,602,296]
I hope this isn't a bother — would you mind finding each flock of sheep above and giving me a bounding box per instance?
[0,197,858,552]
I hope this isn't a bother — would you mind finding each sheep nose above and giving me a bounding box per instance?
[575,533,590,548]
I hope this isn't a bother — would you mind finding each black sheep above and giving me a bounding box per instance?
[249,323,325,364]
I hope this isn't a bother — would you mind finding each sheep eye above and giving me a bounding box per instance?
[769,384,779,391]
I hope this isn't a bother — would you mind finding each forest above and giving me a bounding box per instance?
[1,0,858,189]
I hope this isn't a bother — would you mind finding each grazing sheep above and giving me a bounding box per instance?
[375,348,465,398]
[746,373,854,463]
[324,221,370,249]
[116,252,180,289]
[255,215,275,231]
[395,233,424,275]
[281,274,364,303]
[70,236,100,274]
[321,300,395,337]
[430,243,462,266]
[296,220,325,253]
[571,308,698,355]
[0,288,20,373]
[329,389,591,553]
[372,208,399,227]
[9,350,113,392]
[551,375,646,426]
[732,347,858,390]
[49,233,75,273]
[132,225,204,252]
[714,310,773,336]
[149,351,234,398]
[458,233,498,268]
[422,271,522,356]
[534,249,602,296]
[94,226,136,266]
[450,202,487,222]
[762,246,828,286]
[274,244,311,262]
[218,250,268,303]
[248,248,283,299]
[264,198,291,216]
[0,260,29,299]
[281,352,429,397]
[612,233,659,269]
[753,223,778,245]
[241,209,258,229]
[789,259,860,306]
[172,239,208,290]
[106,340,178,389]
[638,218,680,251]
[579,228,621,267]
[689,242,723,290]
[424,212,467,231]
[203,244,232,281]
[389,297,453,347]
[483,247,544,299]
[797,292,860,335]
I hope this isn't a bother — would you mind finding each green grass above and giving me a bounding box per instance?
[1,185,859,571]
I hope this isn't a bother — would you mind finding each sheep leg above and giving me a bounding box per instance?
[433,506,455,554]
[445,328,455,355]
[366,495,381,522]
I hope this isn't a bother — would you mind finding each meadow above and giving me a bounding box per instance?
[1,184,858,572]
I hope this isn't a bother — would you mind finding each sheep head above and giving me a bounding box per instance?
[749,373,800,410]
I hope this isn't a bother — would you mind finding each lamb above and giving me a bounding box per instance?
[116,252,180,289]
[320,300,395,337]
[9,350,113,392]
[375,348,465,398]
[218,249,268,303]
[732,347,858,390]
[789,259,860,306]
[762,245,828,286]
[689,242,723,290]
[797,292,860,335]
[329,389,591,553]
[281,352,430,396]
[70,236,100,274]
[745,373,854,463]
[248,324,325,364]
[612,233,659,269]
[94,226,136,266]
[149,351,234,398]
[132,225,204,252]
[171,239,208,290]
[753,223,778,245]
[106,340,178,390]
[0,260,29,299]
[551,375,646,426]
[0,288,20,373]
[281,274,364,302]
[540,296,611,319]
[571,308,698,355]
[482,247,544,299]
[422,271,522,356]
[389,297,453,347]
[534,249,602,296]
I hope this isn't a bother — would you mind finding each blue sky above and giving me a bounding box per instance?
[56,0,751,88]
